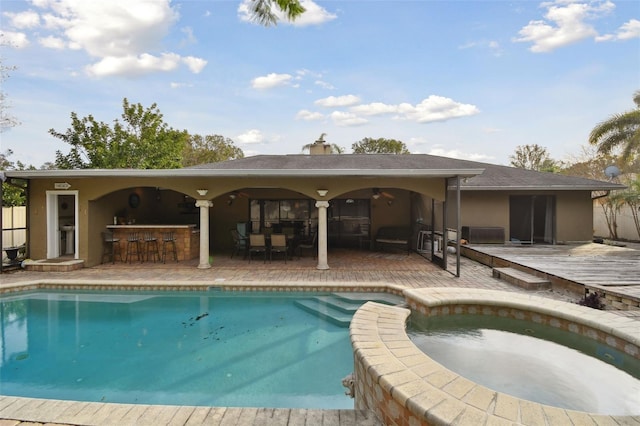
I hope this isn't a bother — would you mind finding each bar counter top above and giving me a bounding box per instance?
[107,224,198,231]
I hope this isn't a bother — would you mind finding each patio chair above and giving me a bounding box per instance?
[230,229,247,259]
[296,232,317,259]
[270,233,288,263]
[248,234,267,263]
[101,231,122,264]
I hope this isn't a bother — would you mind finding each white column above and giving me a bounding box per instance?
[315,200,330,270]
[196,200,213,269]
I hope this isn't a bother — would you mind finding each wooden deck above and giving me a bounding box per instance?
[464,242,640,303]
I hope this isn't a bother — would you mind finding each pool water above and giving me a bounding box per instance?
[0,290,357,408]
[407,313,640,415]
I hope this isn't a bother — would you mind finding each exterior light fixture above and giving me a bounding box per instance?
[197,189,208,196]
[316,189,328,197]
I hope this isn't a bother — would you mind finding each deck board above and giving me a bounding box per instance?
[467,242,640,295]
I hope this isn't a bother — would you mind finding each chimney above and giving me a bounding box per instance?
[309,133,331,155]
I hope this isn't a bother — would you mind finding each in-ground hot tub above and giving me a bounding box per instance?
[349,288,640,425]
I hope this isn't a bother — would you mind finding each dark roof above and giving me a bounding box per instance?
[4,153,624,191]
[191,154,623,191]
[190,153,478,171]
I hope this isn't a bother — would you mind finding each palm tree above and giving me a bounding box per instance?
[249,0,306,26]
[589,91,640,162]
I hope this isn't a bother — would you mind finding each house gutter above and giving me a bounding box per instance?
[4,168,486,179]
[591,190,611,200]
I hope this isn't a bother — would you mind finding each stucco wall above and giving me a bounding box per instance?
[460,191,510,239]
[556,191,594,243]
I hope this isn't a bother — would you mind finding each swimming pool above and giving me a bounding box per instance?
[407,313,640,415]
[350,288,640,425]
[0,290,388,409]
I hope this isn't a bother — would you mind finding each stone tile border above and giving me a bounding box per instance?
[350,288,640,425]
[0,280,406,296]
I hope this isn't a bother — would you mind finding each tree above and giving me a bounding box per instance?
[509,144,558,172]
[51,98,187,169]
[0,37,19,132]
[249,0,306,26]
[620,177,640,239]
[182,134,244,167]
[1,149,28,206]
[589,91,640,162]
[351,137,410,154]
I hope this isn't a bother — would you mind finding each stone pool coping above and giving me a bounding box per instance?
[350,288,640,425]
[0,279,406,295]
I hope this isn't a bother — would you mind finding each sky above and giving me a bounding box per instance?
[1,0,639,169]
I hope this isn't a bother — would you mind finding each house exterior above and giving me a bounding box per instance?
[2,153,623,272]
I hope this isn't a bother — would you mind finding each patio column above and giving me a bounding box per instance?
[315,200,330,270]
[196,200,213,269]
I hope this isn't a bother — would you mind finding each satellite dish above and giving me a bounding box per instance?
[604,165,621,180]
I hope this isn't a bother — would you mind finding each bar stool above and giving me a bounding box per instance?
[162,231,178,263]
[125,232,142,263]
[143,232,160,263]
[101,231,122,264]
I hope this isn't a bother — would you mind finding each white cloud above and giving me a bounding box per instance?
[349,96,479,123]
[617,19,640,40]
[514,0,616,52]
[85,53,182,77]
[330,111,368,127]
[4,10,40,29]
[251,73,293,89]
[351,102,399,116]
[428,147,494,162]
[288,0,338,27]
[0,30,29,48]
[315,95,360,108]
[38,35,65,49]
[296,110,324,121]
[314,80,335,90]
[237,0,336,27]
[170,82,192,89]
[237,129,264,144]
[3,0,206,77]
[182,56,207,73]
[397,96,480,123]
[181,26,197,45]
[459,39,503,57]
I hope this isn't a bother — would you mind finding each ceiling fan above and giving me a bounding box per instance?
[372,188,394,200]
[227,190,250,205]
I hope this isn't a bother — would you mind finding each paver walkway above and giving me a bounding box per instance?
[1,245,638,425]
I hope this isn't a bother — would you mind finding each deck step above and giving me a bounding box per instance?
[492,267,551,290]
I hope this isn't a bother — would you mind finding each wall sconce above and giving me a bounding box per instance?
[316,189,328,197]
[196,189,208,196]
[372,188,381,200]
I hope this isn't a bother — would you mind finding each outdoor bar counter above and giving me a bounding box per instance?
[106,224,200,261]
